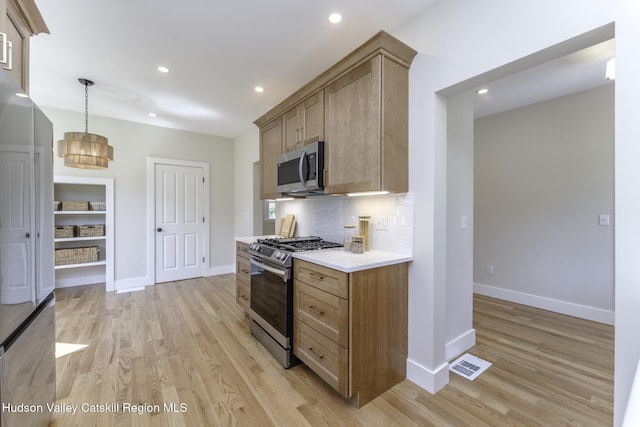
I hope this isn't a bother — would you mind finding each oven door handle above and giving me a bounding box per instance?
[250,258,289,281]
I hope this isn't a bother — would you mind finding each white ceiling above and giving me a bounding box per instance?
[474,39,615,118]
[28,1,615,139]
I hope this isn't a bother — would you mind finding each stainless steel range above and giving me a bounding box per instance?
[247,236,342,368]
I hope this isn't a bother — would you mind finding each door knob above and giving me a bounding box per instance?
[156,228,162,232]
[25,232,30,238]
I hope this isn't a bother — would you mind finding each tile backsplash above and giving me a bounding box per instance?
[276,193,414,255]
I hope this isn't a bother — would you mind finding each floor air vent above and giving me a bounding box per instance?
[449,353,491,380]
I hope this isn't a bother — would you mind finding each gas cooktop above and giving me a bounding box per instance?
[257,236,343,252]
[248,236,342,268]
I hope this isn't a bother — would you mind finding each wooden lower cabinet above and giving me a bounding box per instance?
[235,242,251,314]
[293,258,408,408]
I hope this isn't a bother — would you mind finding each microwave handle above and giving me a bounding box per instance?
[298,149,307,188]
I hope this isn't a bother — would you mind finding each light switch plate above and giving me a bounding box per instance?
[599,214,610,226]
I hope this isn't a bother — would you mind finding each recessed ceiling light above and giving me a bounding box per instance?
[255,86,265,93]
[476,88,489,95]
[329,13,342,24]
[157,66,169,73]
[148,113,157,117]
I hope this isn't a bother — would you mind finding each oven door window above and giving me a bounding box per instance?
[250,261,289,338]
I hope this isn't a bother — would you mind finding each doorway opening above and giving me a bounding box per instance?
[438,23,615,362]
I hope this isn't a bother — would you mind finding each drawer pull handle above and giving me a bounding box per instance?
[241,295,249,301]
[241,269,250,274]
[309,305,325,315]
[309,272,325,280]
[309,347,324,359]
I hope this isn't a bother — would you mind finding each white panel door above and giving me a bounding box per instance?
[155,164,204,283]
[0,150,34,305]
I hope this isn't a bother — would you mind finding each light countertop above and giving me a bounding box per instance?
[234,236,412,272]
[293,248,412,273]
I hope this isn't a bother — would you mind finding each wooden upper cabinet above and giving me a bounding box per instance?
[283,91,325,152]
[1,0,48,93]
[254,31,416,197]
[324,58,381,194]
[259,116,283,200]
[324,55,410,194]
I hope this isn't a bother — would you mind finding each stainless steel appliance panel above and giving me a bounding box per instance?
[0,74,36,344]
[1,295,56,427]
[276,140,324,195]
[1,69,56,427]
[249,258,290,341]
[33,105,55,304]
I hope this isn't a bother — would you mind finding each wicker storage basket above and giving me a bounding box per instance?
[54,225,76,238]
[78,224,105,237]
[55,246,99,266]
[53,201,61,211]
[61,201,90,211]
[89,202,106,211]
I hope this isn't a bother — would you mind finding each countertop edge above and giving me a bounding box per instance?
[292,250,413,273]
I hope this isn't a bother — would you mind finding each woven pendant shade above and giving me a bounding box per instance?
[57,78,113,169]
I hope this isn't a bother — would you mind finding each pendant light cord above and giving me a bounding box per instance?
[84,82,89,133]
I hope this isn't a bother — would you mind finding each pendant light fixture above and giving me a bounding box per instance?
[57,78,113,169]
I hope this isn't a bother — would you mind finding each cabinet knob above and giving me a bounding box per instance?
[156,228,162,232]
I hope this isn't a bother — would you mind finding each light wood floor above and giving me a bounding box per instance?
[50,275,613,426]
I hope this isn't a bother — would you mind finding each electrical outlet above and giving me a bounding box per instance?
[486,264,494,275]
[599,214,610,226]
[375,216,388,231]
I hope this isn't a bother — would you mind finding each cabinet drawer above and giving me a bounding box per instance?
[236,256,251,285]
[236,242,250,260]
[294,320,348,397]
[294,280,348,347]
[236,280,250,312]
[294,259,348,299]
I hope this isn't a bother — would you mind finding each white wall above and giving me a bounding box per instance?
[276,193,414,254]
[392,0,619,407]
[445,92,475,361]
[45,107,236,289]
[474,85,614,323]
[233,126,259,237]
[614,1,640,425]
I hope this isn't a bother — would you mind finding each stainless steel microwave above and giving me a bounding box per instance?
[276,140,324,195]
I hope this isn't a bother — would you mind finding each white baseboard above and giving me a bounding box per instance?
[208,265,234,276]
[116,286,146,294]
[56,275,105,289]
[406,359,449,394]
[115,276,152,292]
[446,328,476,361]
[474,282,614,325]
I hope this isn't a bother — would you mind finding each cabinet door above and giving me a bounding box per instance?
[2,1,29,91]
[259,117,283,199]
[282,91,324,153]
[324,57,381,194]
[301,90,324,143]
[282,106,300,153]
